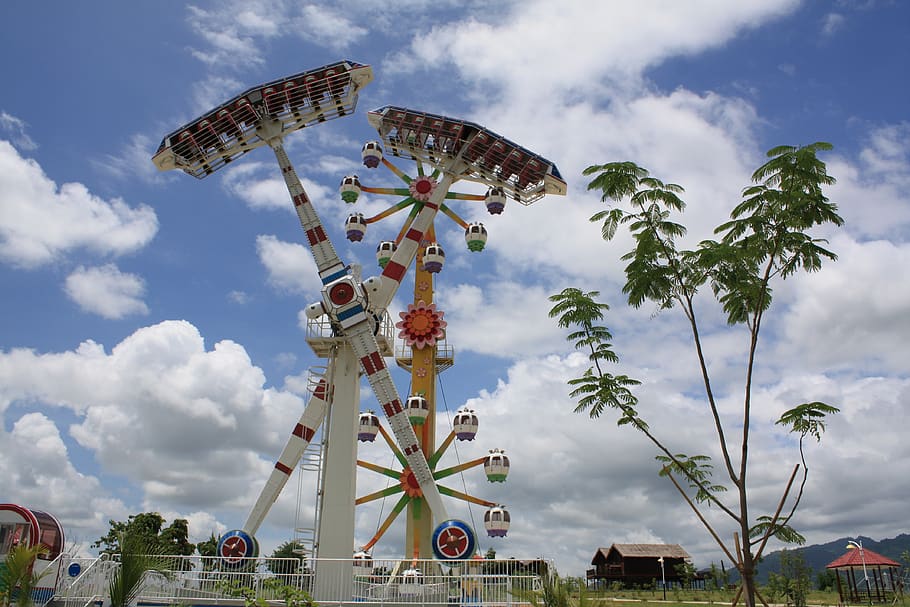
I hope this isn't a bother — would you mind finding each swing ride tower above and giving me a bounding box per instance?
[153,62,565,600]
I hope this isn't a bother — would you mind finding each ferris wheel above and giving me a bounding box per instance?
[341,125,541,559]
[152,63,565,570]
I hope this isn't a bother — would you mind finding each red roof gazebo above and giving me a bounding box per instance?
[826,545,901,604]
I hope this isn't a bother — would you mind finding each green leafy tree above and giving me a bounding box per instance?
[0,543,50,607]
[673,561,697,590]
[766,550,810,607]
[266,541,305,579]
[707,562,731,592]
[815,569,837,592]
[94,512,196,557]
[195,532,219,572]
[550,143,842,607]
[195,532,218,557]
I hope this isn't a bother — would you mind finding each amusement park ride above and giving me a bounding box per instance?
[152,58,564,570]
[0,504,65,602]
[2,59,564,605]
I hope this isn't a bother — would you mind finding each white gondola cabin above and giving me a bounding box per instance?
[484,448,510,482]
[357,411,380,442]
[465,223,487,252]
[362,140,383,168]
[406,395,430,425]
[376,241,397,268]
[484,505,510,538]
[339,175,362,203]
[345,213,367,242]
[453,407,478,441]
[422,244,445,273]
[484,187,507,215]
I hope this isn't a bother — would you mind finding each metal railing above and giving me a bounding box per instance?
[49,556,549,607]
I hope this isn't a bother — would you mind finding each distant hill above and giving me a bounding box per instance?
[753,534,910,584]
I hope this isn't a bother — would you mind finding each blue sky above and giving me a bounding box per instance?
[2,1,909,577]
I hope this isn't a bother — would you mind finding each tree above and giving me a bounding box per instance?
[0,543,50,607]
[195,532,218,557]
[550,143,843,607]
[266,541,304,578]
[94,512,196,557]
[766,550,810,607]
[674,561,697,590]
[195,532,219,572]
[815,569,837,592]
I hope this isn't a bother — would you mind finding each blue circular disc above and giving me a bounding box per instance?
[67,562,82,577]
[432,519,476,560]
[217,529,259,568]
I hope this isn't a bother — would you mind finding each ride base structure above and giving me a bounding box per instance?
[4,60,565,607]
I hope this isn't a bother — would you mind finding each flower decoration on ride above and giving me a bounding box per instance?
[399,468,423,498]
[396,300,446,349]
[408,176,437,202]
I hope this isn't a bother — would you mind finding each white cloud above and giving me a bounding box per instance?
[0,141,158,269]
[3,0,908,581]
[0,320,309,546]
[256,234,323,295]
[0,411,129,546]
[826,124,910,239]
[438,281,565,359]
[294,5,369,51]
[778,236,910,374]
[0,111,37,151]
[185,4,275,70]
[821,12,846,36]
[222,161,334,212]
[385,0,798,100]
[93,133,164,185]
[228,289,252,304]
[64,264,149,319]
[190,75,246,116]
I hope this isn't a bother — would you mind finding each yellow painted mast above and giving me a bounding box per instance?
[398,224,450,558]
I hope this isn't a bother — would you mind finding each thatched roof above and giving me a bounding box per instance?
[593,543,691,563]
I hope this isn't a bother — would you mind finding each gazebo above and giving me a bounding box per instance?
[826,545,901,604]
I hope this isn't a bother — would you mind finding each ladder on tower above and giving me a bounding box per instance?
[292,368,329,557]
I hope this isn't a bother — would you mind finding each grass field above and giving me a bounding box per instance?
[577,587,907,607]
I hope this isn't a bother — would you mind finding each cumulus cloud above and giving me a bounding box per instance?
[438,281,565,359]
[256,234,323,295]
[3,0,907,579]
[385,0,797,100]
[221,161,334,212]
[777,236,910,374]
[0,141,158,269]
[64,264,150,319]
[0,411,129,545]
[0,320,308,544]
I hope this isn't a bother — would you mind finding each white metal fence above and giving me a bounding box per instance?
[48,556,549,607]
